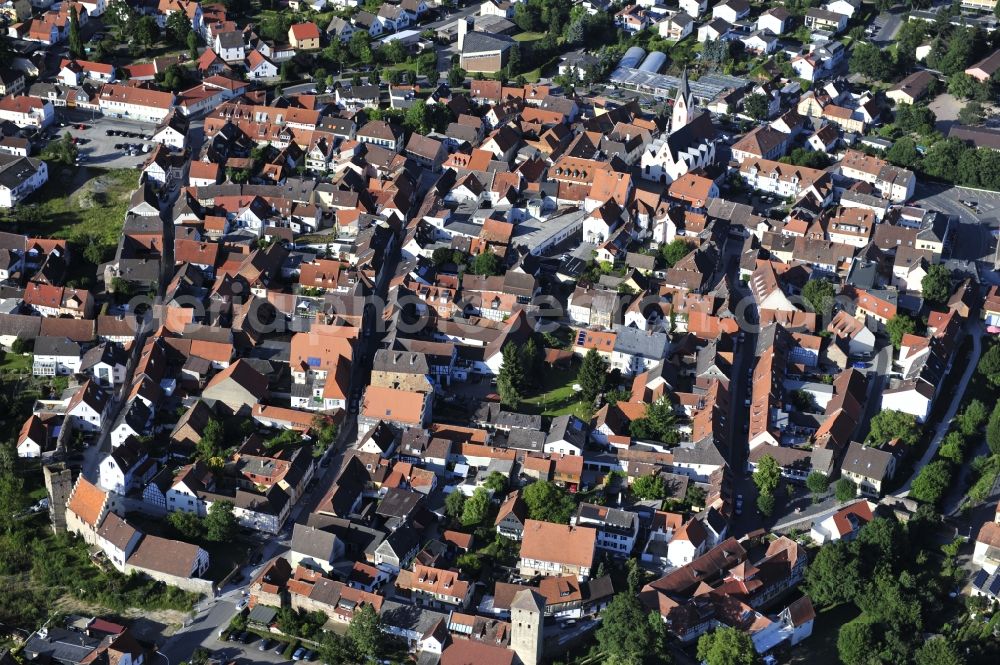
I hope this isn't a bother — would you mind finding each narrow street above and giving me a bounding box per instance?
[895,321,984,497]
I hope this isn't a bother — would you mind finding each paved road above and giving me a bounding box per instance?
[873,9,904,46]
[895,320,984,496]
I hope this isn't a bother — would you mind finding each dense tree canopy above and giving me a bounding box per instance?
[522,480,576,524]
[578,348,607,404]
[886,314,917,350]
[921,264,952,306]
[596,593,669,665]
[867,409,921,446]
[697,626,760,665]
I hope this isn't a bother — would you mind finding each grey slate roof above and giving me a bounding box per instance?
[612,324,669,359]
[291,523,339,563]
[461,31,515,55]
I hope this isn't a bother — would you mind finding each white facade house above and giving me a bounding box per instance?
[97,84,175,123]
[0,95,53,128]
[680,0,708,16]
[31,337,81,376]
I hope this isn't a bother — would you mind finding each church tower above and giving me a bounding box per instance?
[671,68,694,133]
[510,589,545,665]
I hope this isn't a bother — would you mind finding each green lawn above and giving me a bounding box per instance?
[25,167,139,258]
[513,31,546,42]
[521,362,591,419]
[0,350,31,374]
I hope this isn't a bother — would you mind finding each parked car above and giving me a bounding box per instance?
[259,639,273,651]
[274,642,285,655]
[292,647,306,661]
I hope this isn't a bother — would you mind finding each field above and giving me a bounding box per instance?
[25,167,139,263]
[521,362,592,419]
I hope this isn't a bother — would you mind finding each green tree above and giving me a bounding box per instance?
[978,343,1000,385]
[135,16,160,47]
[802,279,835,316]
[779,147,832,169]
[462,487,491,526]
[631,474,667,500]
[470,250,503,276]
[868,409,920,446]
[0,447,26,534]
[850,42,895,80]
[988,401,1000,455]
[659,239,691,268]
[752,455,781,496]
[522,481,575,523]
[959,100,986,126]
[347,603,383,661]
[497,342,524,407]
[168,510,204,540]
[742,93,769,121]
[686,485,706,508]
[595,593,668,665]
[756,492,776,517]
[697,626,760,665]
[838,616,880,665]
[521,337,540,377]
[806,471,829,502]
[895,103,938,136]
[204,501,238,541]
[455,552,482,575]
[835,478,857,501]
[921,264,952,305]
[506,45,521,77]
[921,138,966,180]
[166,8,192,45]
[886,137,920,168]
[186,31,199,61]
[513,4,539,31]
[68,8,83,59]
[197,419,224,460]
[578,348,607,404]
[915,637,963,665]
[448,66,466,87]
[885,314,917,350]
[42,132,78,166]
[317,631,358,665]
[910,460,953,506]
[483,471,507,494]
[445,490,466,522]
[805,539,862,607]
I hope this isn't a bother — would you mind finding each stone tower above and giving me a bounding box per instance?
[43,463,73,534]
[510,589,545,665]
[671,67,693,134]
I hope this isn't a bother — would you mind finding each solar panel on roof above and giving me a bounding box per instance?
[307,356,321,366]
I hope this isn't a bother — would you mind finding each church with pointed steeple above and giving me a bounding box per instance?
[640,68,718,185]
[671,68,694,133]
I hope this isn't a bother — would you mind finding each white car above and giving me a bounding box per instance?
[236,597,249,612]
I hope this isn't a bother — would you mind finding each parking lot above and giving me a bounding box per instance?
[912,181,1000,277]
[46,110,164,169]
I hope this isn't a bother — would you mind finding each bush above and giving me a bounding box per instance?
[835,478,857,501]
[910,460,953,506]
